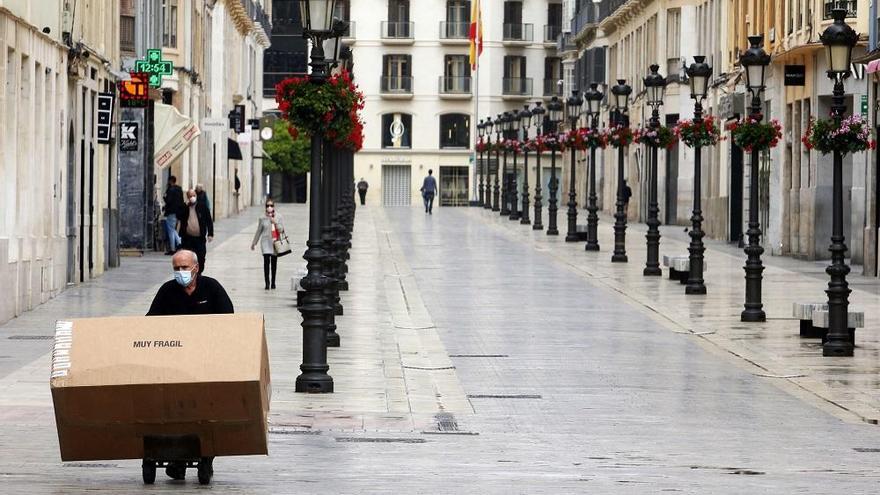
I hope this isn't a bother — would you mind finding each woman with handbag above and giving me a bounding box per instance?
[251,201,290,289]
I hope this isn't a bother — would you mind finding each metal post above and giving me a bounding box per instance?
[565,128,579,241]
[521,139,531,225]
[685,100,707,294]
[501,142,510,216]
[493,136,501,211]
[611,140,628,262]
[547,145,559,235]
[296,37,333,394]
[509,150,520,220]
[823,78,853,356]
[644,108,661,275]
[742,93,766,320]
[585,119,600,251]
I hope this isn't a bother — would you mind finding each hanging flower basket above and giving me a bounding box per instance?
[634,125,678,150]
[607,125,634,148]
[476,139,490,153]
[674,115,722,148]
[801,114,876,156]
[498,138,522,154]
[563,128,608,151]
[275,69,365,151]
[726,116,782,152]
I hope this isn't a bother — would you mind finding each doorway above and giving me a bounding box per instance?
[729,142,743,244]
[382,164,411,206]
[439,166,469,206]
[665,114,679,224]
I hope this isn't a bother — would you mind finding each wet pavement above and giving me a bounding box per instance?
[1,203,880,493]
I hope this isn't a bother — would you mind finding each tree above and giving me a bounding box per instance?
[262,120,310,175]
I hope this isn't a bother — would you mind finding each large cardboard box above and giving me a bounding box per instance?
[50,313,271,462]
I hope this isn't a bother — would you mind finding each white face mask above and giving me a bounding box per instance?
[173,269,194,287]
[188,196,197,205]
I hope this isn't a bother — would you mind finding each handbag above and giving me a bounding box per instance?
[272,223,292,257]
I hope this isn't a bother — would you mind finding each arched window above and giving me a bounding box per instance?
[439,113,470,149]
[382,113,412,148]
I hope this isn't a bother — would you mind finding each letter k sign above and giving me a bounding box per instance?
[120,123,137,140]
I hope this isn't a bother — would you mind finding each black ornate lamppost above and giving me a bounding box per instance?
[740,35,771,321]
[532,102,546,230]
[484,117,495,210]
[546,96,564,235]
[477,119,486,207]
[295,0,337,393]
[643,65,667,276]
[565,89,584,242]
[493,113,503,212]
[509,111,522,220]
[500,112,513,216]
[684,56,712,295]
[583,83,603,251]
[519,105,532,225]
[820,9,859,357]
[610,79,632,262]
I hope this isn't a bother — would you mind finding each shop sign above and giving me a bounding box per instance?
[134,49,173,88]
[119,122,139,151]
[118,72,149,107]
[96,93,115,143]
[784,65,806,86]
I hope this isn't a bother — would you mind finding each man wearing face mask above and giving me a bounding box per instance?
[178,188,213,274]
[146,250,233,316]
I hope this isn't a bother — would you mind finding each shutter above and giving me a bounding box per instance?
[503,56,513,78]
[404,55,412,76]
[382,165,412,206]
[520,56,527,79]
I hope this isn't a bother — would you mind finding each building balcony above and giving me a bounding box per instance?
[502,77,533,99]
[380,76,413,98]
[543,78,563,97]
[381,21,414,44]
[822,0,857,19]
[502,23,533,45]
[438,76,472,99]
[544,25,561,45]
[439,21,470,43]
[557,32,576,54]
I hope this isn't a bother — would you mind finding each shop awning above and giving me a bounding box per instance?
[154,103,201,169]
[228,138,243,160]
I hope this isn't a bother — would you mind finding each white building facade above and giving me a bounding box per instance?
[347,0,564,207]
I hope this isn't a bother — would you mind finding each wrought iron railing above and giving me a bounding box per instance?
[502,77,533,96]
[503,23,534,42]
[381,76,414,93]
[382,21,414,39]
[439,76,472,94]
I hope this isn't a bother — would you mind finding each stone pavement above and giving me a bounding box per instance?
[1,203,880,493]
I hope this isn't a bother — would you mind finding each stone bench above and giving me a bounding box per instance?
[811,309,864,345]
[662,255,707,284]
[792,302,828,338]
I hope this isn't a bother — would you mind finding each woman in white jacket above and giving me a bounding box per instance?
[251,201,285,289]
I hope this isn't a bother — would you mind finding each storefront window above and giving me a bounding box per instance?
[439,113,470,149]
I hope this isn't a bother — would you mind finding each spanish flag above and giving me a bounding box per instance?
[468,0,483,70]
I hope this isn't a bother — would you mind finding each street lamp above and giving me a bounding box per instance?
[643,65,666,276]
[532,102,546,230]
[493,113,504,212]
[509,110,522,220]
[565,89,584,241]
[519,105,533,225]
[684,56,711,295]
[740,35,771,322]
[583,83,603,251]
[500,112,513,216]
[477,119,486,207]
[820,9,859,357]
[546,96,564,235]
[610,79,631,262]
[484,117,495,210]
[295,0,339,394]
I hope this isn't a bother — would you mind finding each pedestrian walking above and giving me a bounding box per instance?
[195,183,212,216]
[420,169,438,214]
[251,200,286,290]
[178,189,213,274]
[234,170,242,214]
[162,175,184,255]
[357,178,369,205]
[622,180,633,215]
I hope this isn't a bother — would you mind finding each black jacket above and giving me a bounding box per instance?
[178,201,214,239]
[146,276,234,315]
[163,184,185,217]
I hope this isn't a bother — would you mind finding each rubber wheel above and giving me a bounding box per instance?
[142,460,156,484]
[197,457,214,485]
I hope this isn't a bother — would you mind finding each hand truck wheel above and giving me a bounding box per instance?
[197,457,214,485]
[142,459,157,484]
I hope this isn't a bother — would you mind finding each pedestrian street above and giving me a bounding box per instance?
[3,203,880,493]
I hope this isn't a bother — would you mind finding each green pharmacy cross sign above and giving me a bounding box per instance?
[135,49,173,88]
